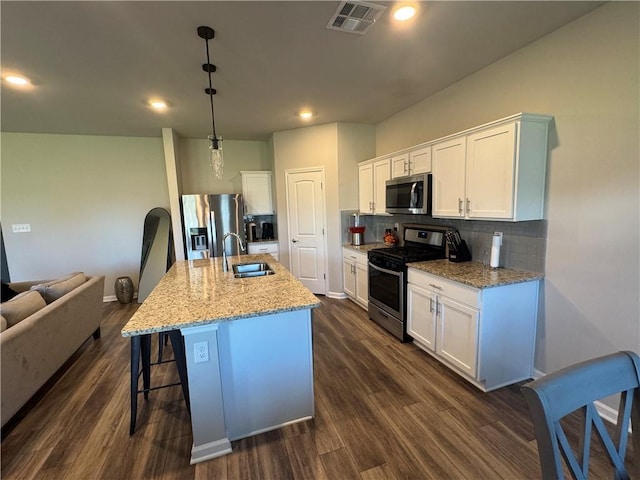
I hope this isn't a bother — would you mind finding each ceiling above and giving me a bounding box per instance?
[1,1,603,141]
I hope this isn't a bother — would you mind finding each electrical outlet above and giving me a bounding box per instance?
[12,224,31,233]
[193,341,209,363]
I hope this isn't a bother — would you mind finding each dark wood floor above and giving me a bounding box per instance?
[1,296,629,479]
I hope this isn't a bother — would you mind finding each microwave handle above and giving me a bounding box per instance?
[410,182,418,208]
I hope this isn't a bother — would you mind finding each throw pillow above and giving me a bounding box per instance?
[30,272,86,304]
[1,315,7,332]
[1,282,19,301]
[0,290,46,328]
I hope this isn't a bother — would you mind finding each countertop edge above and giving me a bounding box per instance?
[121,300,321,337]
[407,260,544,289]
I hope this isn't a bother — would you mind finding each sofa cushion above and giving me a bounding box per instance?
[1,315,7,332]
[30,272,86,304]
[0,291,47,328]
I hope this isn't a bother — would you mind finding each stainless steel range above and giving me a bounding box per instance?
[367,224,448,342]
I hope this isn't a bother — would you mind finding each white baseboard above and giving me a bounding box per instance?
[326,291,347,300]
[103,293,138,303]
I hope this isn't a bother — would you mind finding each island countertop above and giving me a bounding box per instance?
[121,254,320,337]
[407,259,543,289]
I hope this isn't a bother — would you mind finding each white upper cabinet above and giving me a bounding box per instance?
[391,146,432,179]
[358,158,391,214]
[432,113,551,221]
[432,136,467,218]
[391,153,410,178]
[241,171,274,215]
[408,145,432,175]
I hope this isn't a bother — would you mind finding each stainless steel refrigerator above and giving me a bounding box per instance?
[181,194,246,260]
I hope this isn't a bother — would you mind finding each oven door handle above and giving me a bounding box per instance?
[368,261,402,277]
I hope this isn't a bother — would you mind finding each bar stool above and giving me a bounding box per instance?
[129,330,190,435]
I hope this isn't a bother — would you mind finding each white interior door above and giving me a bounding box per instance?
[286,169,327,294]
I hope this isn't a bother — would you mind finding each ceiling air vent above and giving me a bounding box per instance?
[327,1,387,35]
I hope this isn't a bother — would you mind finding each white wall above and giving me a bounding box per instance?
[375,3,640,373]
[1,132,169,297]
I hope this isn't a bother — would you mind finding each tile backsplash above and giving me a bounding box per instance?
[341,210,546,273]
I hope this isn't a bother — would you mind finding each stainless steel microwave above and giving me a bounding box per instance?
[385,173,432,215]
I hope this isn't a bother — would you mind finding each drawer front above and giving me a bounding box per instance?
[408,268,479,308]
[249,242,278,255]
[343,247,367,265]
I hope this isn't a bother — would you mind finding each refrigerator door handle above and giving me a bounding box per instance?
[209,210,217,257]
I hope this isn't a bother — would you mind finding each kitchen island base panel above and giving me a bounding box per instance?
[181,308,315,463]
[219,309,314,441]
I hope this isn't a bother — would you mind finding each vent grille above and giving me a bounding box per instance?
[327,1,387,35]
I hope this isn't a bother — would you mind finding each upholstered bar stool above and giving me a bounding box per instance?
[129,330,190,435]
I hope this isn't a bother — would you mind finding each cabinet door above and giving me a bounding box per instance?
[242,172,274,215]
[432,137,466,218]
[391,153,410,179]
[372,158,391,214]
[466,123,516,219]
[358,164,374,214]
[436,296,479,378]
[409,146,432,174]
[355,261,369,308]
[343,258,356,298]
[407,283,436,351]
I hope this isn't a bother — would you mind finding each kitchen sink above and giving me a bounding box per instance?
[232,262,274,278]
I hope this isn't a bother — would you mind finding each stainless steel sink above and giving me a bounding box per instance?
[232,262,274,278]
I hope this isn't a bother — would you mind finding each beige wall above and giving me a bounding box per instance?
[375,3,640,373]
[1,132,169,297]
[179,138,273,194]
[273,123,375,296]
[1,133,272,297]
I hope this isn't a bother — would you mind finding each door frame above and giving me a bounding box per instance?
[285,166,328,295]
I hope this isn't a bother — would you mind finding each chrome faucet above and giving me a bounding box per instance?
[222,232,246,272]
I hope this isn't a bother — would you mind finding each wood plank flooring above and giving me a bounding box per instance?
[1,296,632,479]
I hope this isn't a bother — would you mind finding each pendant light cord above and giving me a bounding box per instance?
[204,38,217,143]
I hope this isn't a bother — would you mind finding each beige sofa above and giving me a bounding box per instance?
[1,274,105,427]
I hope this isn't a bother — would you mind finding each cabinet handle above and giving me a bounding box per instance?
[458,198,463,214]
[466,198,471,213]
[404,162,409,174]
[429,298,434,313]
[371,201,375,212]
[429,283,442,290]
[435,299,441,316]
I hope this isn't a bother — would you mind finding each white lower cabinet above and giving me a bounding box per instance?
[247,242,279,261]
[407,268,538,391]
[342,248,368,309]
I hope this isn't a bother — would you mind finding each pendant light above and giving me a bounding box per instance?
[197,26,223,178]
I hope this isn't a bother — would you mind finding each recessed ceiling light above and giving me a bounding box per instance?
[299,110,314,120]
[148,99,169,110]
[4,74,31,86]
[393,5,416,21]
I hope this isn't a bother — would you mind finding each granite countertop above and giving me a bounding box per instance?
[408,259,543,289]
[343,243,387,253]
[248,239,278,244]
[121,254,320,337]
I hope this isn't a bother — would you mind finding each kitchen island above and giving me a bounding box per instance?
[122,254,320,464]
